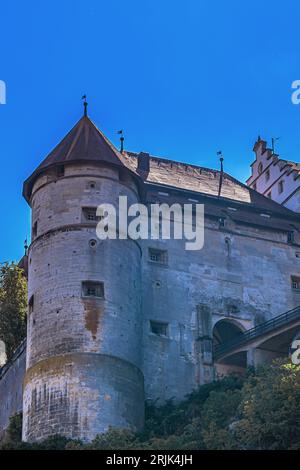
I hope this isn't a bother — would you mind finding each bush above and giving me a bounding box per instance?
[2,361,299,450]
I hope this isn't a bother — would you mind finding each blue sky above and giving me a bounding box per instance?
[1,0,300,261]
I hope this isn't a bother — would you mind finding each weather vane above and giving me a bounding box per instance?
[117,129,124,153]
[82,95,88,116]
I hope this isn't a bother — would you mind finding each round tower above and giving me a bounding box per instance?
[22,115,144,442]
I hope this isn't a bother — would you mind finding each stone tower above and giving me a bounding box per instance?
[22,114,144,442]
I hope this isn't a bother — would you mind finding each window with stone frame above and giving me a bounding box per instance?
[150,320,168,336]
[82,281,104,298]
[291,276,300,290]
[148,248,168,265]
[82,207,104,223]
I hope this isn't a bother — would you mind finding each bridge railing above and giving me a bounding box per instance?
[214,305,300,359]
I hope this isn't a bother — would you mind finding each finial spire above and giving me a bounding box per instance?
[217,151,224,198]
[117,129,124,153]
[82,95,88,116]
[24,238,28,256]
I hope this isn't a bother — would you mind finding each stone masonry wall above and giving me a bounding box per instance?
[0,342,26,440]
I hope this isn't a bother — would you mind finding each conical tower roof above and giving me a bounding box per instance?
[23,115,134,202]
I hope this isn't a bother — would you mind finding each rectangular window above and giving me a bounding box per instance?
[32,221,37,239]
[82,281,104,298]
[28,295,34,314]
[291,276,300,290]
[278,180,284,194]
[148,248,168,265]
[150,320,168,337]
[57,165,65,177]
[219,217,226,228]
[82,207,103,222]
[288,231,295,244]
[265,169,270,182]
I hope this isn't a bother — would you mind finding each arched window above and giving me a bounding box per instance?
[258,162,263,174]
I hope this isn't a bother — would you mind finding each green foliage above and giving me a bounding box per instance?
[235,360,300,449]
[0,262,27,361]
[201,389,242,449]
[2,361,300,450]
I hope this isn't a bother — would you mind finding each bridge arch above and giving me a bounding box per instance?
[213,318,247,376]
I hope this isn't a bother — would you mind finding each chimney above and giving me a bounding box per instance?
[137,152,150,173]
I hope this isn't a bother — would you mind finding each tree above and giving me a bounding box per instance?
[235,360,300,449]
[200,389,242,449]
[0,262,27,361]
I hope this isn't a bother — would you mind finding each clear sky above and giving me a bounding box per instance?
[1,0,300,262]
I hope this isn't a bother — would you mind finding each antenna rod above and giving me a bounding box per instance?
[217,151,224,198]
[271,136,280,154]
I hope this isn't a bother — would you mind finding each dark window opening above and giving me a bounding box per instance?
[82,207,103,222]
[82,281,104,298]
[291,276,300,290]
[32,221,37,239]
[57,165,65,177]
[29,295,34,314]
[288,231,295,244]
[219,217,226,228]
[278,180,284,194]
[148,248,168,265]
[150,320,168,336]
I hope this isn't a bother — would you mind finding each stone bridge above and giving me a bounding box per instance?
[213,305,300,374]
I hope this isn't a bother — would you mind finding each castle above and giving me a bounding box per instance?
[1,111,300,442]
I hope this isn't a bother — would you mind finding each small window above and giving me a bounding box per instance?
[32,221,37,239]
[296,252,300,258]
[258,162,263,174]
[88,181,96,189]
[287,231,295,244]
[292,276,300,290]
[267,191,272,199]
[82,281,104,298]
[82,207,103,222]
[57,165,65,177]
[150,320,168,336]
[28,295,34,314]
[148,248,168,265]
[219,217,226,228]
[253,183,257,191]
[278,180,284,194]
[265,169,270,182]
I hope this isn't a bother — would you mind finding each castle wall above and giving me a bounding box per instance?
[141,215,300,402]
[0,342,26,440]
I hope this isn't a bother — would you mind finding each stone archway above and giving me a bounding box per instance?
[213,318,247,377]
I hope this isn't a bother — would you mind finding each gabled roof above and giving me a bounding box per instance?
[23,116,130,202]
[122,151,300,219]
